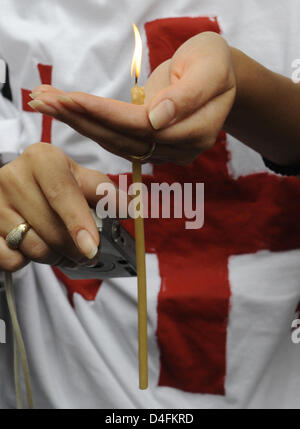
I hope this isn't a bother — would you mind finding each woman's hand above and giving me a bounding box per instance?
[0,142,116,272]
[28,32,236,165]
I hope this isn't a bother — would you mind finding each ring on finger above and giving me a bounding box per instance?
[131,141,157,162]
[6,222,31,250]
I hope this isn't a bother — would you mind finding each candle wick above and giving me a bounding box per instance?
[135,75,138,85]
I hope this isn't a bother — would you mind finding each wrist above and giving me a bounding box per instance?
[223,47,246,133]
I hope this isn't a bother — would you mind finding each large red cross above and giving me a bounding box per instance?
[121,17,300,395]
[21,17,300,396]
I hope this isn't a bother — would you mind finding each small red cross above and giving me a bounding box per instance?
[21,63,102,304]
[22,63,53,143]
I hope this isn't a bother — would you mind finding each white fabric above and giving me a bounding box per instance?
[0,0,300,409]
[0,94,22,158]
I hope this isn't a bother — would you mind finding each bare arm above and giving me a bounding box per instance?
[27,33,300,170]
[225,48,300,168]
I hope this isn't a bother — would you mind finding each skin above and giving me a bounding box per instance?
[30,32,300,167]
[2,31,300,271]
[29,32,237,165]
[0,143,121,271]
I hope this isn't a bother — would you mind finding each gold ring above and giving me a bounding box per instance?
[6,222,31,250]
[131,141,157,162]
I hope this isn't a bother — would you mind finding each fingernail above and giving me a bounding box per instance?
[76,230,98,260]
[28,99,58,115]
[149,99,176,130]
[57,95,85,113]
[29,91,42,99]
[86,256,100,267]
[57,95,73,103]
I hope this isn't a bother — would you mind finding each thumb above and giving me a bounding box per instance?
[148,47,229,130]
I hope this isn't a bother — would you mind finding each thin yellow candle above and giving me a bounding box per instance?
[131,25,148,390]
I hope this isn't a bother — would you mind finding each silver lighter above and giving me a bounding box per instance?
[59,210,136,279]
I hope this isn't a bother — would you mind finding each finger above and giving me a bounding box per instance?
[69,160,132,218]
[28,144,100,260]
[29,86,227,152]
[31,84,67,99]
[0,237,28,272]
[28,93,163,160]
[36,77,203,147]
[57,108,151,158]
[2,151,94,263]
[66,92,152,136]
[0,206,66,266]
[31,90,152,137]
[27,92,199,163]
[147,33,234,130]
[54,107,189,163]
[1,157,92,265]
[153,88,236,148]
[3,144,100,262]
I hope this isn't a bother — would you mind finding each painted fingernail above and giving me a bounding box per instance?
[28,99,58,115]
[76,230,98,260]
[29,91,42,99]
[149,99,176,130]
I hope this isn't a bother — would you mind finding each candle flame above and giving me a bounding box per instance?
[131,23,142,82]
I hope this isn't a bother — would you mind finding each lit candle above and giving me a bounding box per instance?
[131,23,148,390]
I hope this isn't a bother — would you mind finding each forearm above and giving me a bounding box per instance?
[224,48,300,167]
